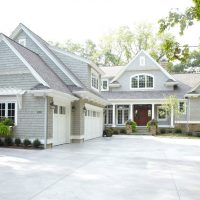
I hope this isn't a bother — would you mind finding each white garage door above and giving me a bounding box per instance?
[53,100,70,146]
[84,104,103,140]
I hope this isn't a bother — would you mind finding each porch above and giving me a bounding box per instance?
[104,103,174,128]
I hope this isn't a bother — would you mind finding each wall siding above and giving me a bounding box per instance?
[14,31,74,85]
[14,93,45,140]
[190,98,200,121]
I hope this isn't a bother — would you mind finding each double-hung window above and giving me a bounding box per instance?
[91,69,99,90]
[0,102,16,124]
[117,105,129,125]
[101,79,109,91]
[179,102,186,114]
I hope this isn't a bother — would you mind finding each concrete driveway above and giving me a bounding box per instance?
[0,136,200,200]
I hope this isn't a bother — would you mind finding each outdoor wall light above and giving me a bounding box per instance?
[72,106,75,112]
[50,102,56,109]
[83,106,87,112]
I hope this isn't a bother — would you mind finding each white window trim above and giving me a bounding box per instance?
[157,106,167,121]
[91,68,99,92]
[130,73,154,90]
[18,39,26,47]
[101,79,109,91]
[116,105,129,125]
[140,56,145,66]
[179,101,186,115]
[0,101,17,125]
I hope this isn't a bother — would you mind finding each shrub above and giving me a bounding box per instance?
[113,129,119,135]
[160,128,166,134]
[120,128,127,134]
[15,138,21,146]
[174,128,182,134]
[2,118,14,126]
[33,139,41,148]
[0,138,4,146]
[23,139,31,147]
[187,132,193,136]
[196,132,200,137]
[131,121,137,132]
[0,123,10,137]
[4,136,13,146]
[146,119,158,131]
[105,128,113,137]
[168,129,173,133]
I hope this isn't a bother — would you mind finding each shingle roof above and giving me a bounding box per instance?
[4,35,72,95]
[100,66,125,78]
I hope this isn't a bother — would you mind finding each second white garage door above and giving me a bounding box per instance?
[84,104,103,140]
[53,100,70,146]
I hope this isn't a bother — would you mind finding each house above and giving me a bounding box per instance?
[100,50,200,131]
[0,23,108,147]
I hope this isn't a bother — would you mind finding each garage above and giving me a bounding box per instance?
[53,99,70,146]
[84,104,103,140]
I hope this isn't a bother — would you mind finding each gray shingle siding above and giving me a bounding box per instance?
[14,93,45,140]
[52,50,89,88]
[190,98,200,121]
[14,31,74,85]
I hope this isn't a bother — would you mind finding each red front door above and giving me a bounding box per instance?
[134,105,151,126]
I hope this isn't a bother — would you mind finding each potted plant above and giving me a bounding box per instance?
[146,119,158,135]
[126,120,137,134]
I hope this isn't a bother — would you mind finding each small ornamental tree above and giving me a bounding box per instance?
[160,95,187,131]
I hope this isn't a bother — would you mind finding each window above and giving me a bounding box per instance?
[104,105,113,125]
[59,106,66,115]
[0,102,16,124]
[131,74,154,89]
[117,105,130,125]
[91,69,99,90]
[18,39,26,47]
[157,106,167,121]
[140,56,145,66]
[179,102,186,114]
[101,79,109,91]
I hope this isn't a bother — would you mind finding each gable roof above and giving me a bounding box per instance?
[10,23,84,88]
[0,34,73,95]
[100,66,125,78]
[111,50,176,83]
[50,46,104,75]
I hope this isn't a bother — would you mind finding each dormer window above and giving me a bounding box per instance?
[140,56,145,66]
[91,69,99,91]
[131,74,154,89]
[18,39,26,47]
[101,79,109,91]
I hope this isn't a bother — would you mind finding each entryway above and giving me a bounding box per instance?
[134,104,152,126]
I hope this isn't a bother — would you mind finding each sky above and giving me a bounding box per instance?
[0,0,199,46]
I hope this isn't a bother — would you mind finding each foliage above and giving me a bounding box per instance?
[0,138,4,146]
[0,123,10,137]
[113,129,119,135]
[120,128,127,134]
[146,119,158,131]
[4,136,13,146]
[104,128,113,137]
[1,118,14,126]
[50,22,182,67]
[23,139,32,147]
[126,120,137,132]
[161,95,183,118]
[33,139,41,148]
[15,138,21,146]
[160,128,166,134]
[174,128,182,133]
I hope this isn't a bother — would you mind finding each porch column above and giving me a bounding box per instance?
[152,104,155,119]
[171,106,174,127]
[112,104,116,127]
[129,104,133,120]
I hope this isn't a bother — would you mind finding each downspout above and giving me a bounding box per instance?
[186,97,190,133]
[44,96,48,148]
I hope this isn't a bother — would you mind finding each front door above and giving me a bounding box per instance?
[134,105,151,126]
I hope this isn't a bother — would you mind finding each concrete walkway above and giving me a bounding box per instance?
[0,135,200,200]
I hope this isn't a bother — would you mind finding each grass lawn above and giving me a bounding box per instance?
[157,133,200,139]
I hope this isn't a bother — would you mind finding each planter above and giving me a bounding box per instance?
[126,125,132,134]
[150,125,157,136]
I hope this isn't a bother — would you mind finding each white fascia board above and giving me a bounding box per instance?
[1,35,49,87]
[11,24,82,87]
[50,46,104,75]
[184,93,200,98]
[188,80,200,93]
[111,50,176,83]
[73,91,109,105]
[28,89,78,101]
